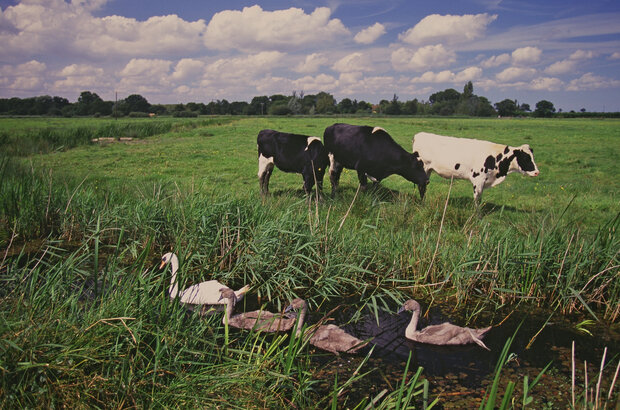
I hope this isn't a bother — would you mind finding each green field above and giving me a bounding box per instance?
[1,116,618,407]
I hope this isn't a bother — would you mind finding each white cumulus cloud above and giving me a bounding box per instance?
[203,5,349,52]
[0,60,47,91]
[58,64,104,77]
[399,13,497,46]
[0,1,206,59]
[203,52,286,82]
[354,23,386,44]
[569,49,595,60]
[496,67,537,82]
[412,67,482,83]
[331,52,374,73]
[481,53,510,68]
[294,53,329,73]
[171,59,205,81]
[566,72,620,91]
[391,44,456,71]
[511,46,542,65]
[291,74,339,94]
[528,77,563,91]
[544,60,578,75]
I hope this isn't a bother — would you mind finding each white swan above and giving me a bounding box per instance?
[399,299,491,350]
[160,252,249,308]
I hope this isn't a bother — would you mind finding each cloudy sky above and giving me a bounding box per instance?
[1,0,619,111]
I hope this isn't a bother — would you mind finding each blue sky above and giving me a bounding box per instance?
[1,0,619,111]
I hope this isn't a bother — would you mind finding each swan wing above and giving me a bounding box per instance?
[178,280,227,305]
[415,323,490,349]
[309,324,367,354]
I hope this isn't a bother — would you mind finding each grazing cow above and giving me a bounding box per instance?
[257,129,330,196]
[323,123,428,196]
[412,132,539,202]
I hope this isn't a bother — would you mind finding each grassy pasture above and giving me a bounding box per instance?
[0,116,618,407]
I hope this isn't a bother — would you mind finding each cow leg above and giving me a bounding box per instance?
[472,180,484,205]
[329,154,343,197]
[302,167,315,196]
[357,170,369,191]
[258,154,275,196]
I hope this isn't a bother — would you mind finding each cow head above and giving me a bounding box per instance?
[514,144,539,177]
[406,151,430,187]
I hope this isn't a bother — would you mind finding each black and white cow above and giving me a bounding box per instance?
[257,129,330,196]
[412,132,539,202]
[323,123,429,196]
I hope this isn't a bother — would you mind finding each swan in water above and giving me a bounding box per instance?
[218,287,302,333]
[220,289,367,354]
[399,299,491,350]
[159,252,249,309]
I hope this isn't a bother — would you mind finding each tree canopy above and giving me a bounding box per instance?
[3,85,610,118]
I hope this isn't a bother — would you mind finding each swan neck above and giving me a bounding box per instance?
[168,255,179,298]
[295,302,308,337]
[223,297,235,325]
[405,309,420,339]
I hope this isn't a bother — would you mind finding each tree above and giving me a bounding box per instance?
[76,91,104,115]
[463,81,474,99]
[402,99,418,115]
[533,100,556,117]
[495,99,518,117]
[429,88,460,104]
[249,96,269,115]
[474,96,496,117]
[429,88,461,115]
[315,91,335,114]
[124,94,151,113]
[356,100,372,114]
[301,94,317,113]
[268,101,292,115]
[287,91,302,114]
[337,98,354,114]
[384,94,402,115]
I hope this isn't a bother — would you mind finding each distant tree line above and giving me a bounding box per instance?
[1,83,618,118]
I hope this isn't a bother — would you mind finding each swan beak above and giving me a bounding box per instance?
[397,306,405,314]
[159,260,166,270]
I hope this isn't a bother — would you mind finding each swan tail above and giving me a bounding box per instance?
[468,328,490,351]
[234,285,251,301]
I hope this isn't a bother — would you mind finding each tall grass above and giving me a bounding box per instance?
[1,154,617,317]
[1,117,618,406]
[0,117,231,156]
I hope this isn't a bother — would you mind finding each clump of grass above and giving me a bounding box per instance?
[0,117,232,156]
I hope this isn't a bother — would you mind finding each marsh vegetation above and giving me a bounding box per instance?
[0,116,617,407]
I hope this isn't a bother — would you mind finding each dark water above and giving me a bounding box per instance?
[303,301,619,408]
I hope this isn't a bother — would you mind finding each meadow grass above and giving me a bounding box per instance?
[0,116,618,407]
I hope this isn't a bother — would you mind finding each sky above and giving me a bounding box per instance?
[1,0,619,111]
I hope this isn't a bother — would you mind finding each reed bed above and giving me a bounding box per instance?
[0,117,231,156]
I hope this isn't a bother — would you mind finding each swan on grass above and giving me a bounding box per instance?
[159,252,249,309]
[399,299,491,350]
[220,289,367,354]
